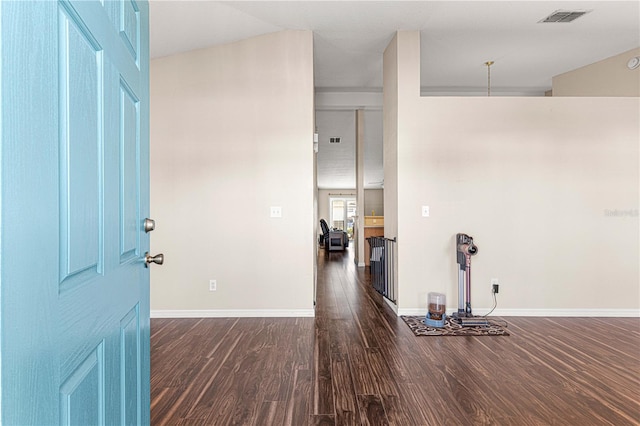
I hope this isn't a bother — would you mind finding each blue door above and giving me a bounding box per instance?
[1,1,152,424]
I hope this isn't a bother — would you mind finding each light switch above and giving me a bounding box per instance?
[421,206,430,217]
[270,206,282,218]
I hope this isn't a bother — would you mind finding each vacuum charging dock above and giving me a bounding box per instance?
[457,317,488,327]
[452,233,488,327]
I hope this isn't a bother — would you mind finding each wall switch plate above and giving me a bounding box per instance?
[209,280,217,291]
[270,206,282,218]
[421,206,430,217]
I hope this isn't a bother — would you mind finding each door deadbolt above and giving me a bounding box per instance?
[144,218,156,233]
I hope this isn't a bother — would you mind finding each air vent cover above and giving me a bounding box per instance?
[539,10,590,23]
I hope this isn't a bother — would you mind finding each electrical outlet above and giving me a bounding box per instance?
[421,206,430,217]
[492,284,499,294]
[270,206,282,218]
[209,280,217,291]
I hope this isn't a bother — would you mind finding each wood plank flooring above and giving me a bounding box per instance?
[151,248,640,425]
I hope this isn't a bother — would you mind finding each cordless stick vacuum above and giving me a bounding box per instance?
[453,233,488,326]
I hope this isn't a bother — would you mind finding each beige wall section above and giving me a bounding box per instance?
[364,189,383,216]
[150,30,315,315]
[317,189,356,225]
[356,110,366,267]
[383,33,401,303]
[552,47,640,96]
[317,189,381,222]
[386,31,639,315]
[313,118,318,303]
[383,34,399,243]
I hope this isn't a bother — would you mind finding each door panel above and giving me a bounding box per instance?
[119,0,140,62]
[60,342,105,425]
[59,2,104,287]
[119,78,140,263]
[120,304,141,425]
[1,1,150,424]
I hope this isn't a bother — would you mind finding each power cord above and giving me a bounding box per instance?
[483,291,497,317]
[483,289,509,328]
[448,288,509,329]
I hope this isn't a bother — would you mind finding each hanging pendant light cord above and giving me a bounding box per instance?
[485,61,494,97]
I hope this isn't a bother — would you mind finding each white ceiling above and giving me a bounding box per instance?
[150,0,640,92]
[149,0,640,189]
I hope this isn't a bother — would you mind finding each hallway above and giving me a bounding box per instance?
[151,249,640,425]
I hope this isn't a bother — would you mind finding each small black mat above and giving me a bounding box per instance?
[401,316,509,336]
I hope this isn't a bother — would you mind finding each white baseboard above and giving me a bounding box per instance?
[151,309,315,318]
[383,297,398,314]
[152,308,639,319]
[397,308,640,318]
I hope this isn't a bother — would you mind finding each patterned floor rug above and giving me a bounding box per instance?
[401,316,509,336]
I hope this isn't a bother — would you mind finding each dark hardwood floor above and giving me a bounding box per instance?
[151,248,640,425]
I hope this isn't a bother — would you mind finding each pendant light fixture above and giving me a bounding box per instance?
[484,61,494,96]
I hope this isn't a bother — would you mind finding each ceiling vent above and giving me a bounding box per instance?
[329,137,341,144]
[539,10,591,23]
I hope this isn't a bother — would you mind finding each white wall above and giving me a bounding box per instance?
[315,109,383,190]
[386,32,639,316]
[363,110,384,188]
[553,47,640,97]
[316,111,355,189]
[150,31,315,316]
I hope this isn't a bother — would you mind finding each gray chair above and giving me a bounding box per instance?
[320,219,348,251]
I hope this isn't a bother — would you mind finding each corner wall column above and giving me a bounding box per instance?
[355,109,366,267]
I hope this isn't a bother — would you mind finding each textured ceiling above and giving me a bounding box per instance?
[150,1,640,92]
[149,1,640,189]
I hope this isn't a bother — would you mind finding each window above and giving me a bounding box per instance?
[330,196,356,239]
